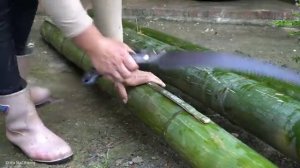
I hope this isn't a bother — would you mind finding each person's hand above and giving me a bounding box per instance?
[72,25,165,103]
[89,37,138,82]
[73,25,138,83]
[114,70,166,103]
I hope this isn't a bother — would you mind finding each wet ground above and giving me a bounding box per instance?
[1,1,300,168]
[122,0,299,24]
[0,16,190,168]
[133,19,300,71]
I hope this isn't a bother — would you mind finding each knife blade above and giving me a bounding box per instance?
[82,51,300,86]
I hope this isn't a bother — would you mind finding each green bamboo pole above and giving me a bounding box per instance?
[40,20,277,168]
[87,10,208,51]
[235,72,300,101]
[122,21,300,102]
[121,22,300,161]
[122,20,209,51]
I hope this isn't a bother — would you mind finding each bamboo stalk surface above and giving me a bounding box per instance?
[40,20,277,168]
[121,21,300,162]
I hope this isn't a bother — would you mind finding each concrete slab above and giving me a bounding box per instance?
[122,0,299,24]
[39,0,299,24]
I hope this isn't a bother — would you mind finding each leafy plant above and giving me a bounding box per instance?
[272,20,300,27]
[273,12,300,26]
[292,55,300,63]
[272,12,300,37]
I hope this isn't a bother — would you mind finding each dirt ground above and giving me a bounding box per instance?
[0,2,300,168]
[0,16,191,168]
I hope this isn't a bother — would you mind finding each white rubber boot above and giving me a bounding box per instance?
[17,51,51,106]
[0,88,73,163]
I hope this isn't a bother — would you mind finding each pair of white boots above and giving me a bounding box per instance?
[0,53,73,163]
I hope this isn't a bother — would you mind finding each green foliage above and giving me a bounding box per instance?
[272,12,300,27]
[292,55,300,63]
[89,150,110,168]
[289,31,300,36]
[272,20,300,27]
[272,12,300,36]
[294,12,300,17]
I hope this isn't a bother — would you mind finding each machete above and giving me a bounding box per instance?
[82,51,300,86]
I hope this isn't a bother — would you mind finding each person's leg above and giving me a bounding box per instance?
[11,0,37,55]
[91,0,123,41]
[0,0,73,163]
[81,0,92,10]
[0,0,24,95]
[12,0,51,106]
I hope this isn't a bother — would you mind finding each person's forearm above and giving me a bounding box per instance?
[72,24,104,59]
[40,0,93,38]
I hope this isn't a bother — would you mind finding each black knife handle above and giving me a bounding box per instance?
[81,51,153,85]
